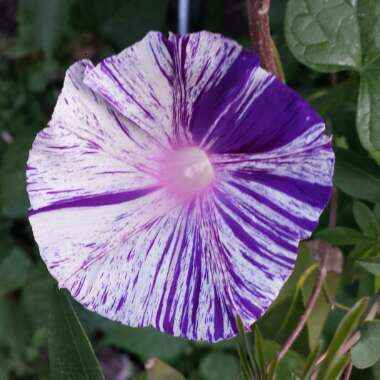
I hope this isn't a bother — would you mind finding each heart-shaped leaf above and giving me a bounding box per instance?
[286,0,380,149]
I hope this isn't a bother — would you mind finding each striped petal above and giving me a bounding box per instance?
[28,60,163,212]
[27,31,335,343]
[188,48,323,154]
[84,32,242,146]
[32,196,240,342]
[166,32,242,142]
[207,123,334,332]
[84,32,175,145]
[31,117,333,342]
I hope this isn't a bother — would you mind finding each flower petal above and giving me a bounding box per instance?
[206,123,333,331]
[27,32,335,343]
[166,32,242,142]
[84,32,243,146]
[84,32,175,145]
[186,46,323,154]
[28,60,163,212]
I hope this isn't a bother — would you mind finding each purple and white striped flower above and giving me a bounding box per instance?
[27,31,334,342]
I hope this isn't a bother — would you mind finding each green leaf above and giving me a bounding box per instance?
[353,201,380,238]
[285,0,380,149]
[285,0,380,74]
[0,247,31,296]
[236,316,258,379]
[317,298,368,379]
[357,62,380,150]
[267,357,278,380]
[334,148,380,203]
[351,320,380,369]
[315,227,367,246]
[302,273,340,350]
[356,0,380,149]
[200,352,240,380]
[105,326,187,361]
[322,354,350,380]
[348,241,376,262]
[253,325,266,379]
[358,257,380,275]
[146,359,185,380]
[285,0,361,73]
[263,341,305,379]
[301,344,320,380]
[15,0,74,59]
[49,287,105,380]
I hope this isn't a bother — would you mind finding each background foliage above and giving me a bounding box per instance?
[0,0,380,379]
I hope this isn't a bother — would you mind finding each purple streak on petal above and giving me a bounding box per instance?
[27,60,163,215]
[187,45,324,154]
[233,171,332,209]
[84,32,174,145]
[216,189,298,256]
[100,61,155,122]
[166,32,242,143]
[27,32,335,343]
[215,203,295,269]
[230,179,317,232]
[190,49,259,144]
[29,186,159,216]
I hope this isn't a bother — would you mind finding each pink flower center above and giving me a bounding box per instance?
[160,147,214,197]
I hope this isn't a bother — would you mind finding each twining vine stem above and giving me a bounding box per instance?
[246,0,281,79]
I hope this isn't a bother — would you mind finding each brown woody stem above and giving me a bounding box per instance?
[246,0,281,79]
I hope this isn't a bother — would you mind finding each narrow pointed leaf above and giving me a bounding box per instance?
[301,344,321,380]
[358,257,380,276]
[317,298,368,379]
[315,227,367,246]
[253,325,266,379]
[302,273,340,351]
[334,148,380,203]
[353,201,380,238]
[236,316,258,379]
[49,286,105,380]
[267,357,278,380]
[322,354,350,380]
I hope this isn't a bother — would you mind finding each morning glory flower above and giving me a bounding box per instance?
[27,31,334,342]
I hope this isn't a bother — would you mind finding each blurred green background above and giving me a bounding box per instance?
[1,0,380,379]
